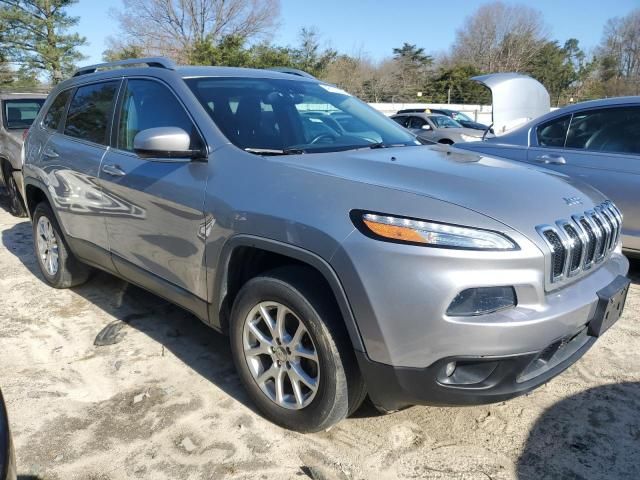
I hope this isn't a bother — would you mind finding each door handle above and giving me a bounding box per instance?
[535,154,566,165]
[43,148,59,159]
[101,164,126,177]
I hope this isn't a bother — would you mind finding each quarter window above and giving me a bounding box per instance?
[64,81,119,145]
[117,79,200,152]
[536,115,571,147]
[566,106,640,154]
[43,90,72,131]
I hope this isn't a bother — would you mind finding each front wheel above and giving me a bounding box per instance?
[229,266,365,432]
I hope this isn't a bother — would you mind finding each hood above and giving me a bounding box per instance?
[472,73,550,136]
[277,145,606,242]
[459,120,490,130]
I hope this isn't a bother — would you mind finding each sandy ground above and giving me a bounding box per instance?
[0,196,639,480]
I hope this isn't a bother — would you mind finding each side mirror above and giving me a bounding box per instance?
[421,124,432,130]
[133,127,205,160]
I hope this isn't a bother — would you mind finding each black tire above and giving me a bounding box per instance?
[229,266,365,432]
[32,202,90,288]
[3,168,27,217]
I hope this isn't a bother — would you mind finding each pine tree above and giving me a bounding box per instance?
[0,0,86,83]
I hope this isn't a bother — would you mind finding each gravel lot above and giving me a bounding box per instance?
[1,193,639,480]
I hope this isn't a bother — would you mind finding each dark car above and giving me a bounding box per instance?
[0,390,16,480]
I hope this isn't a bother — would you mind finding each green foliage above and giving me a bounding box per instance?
[102,44,145,63]
[0,0,86,83]
[427,65,490,104]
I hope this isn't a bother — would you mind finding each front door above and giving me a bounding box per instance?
[100,78,209,301]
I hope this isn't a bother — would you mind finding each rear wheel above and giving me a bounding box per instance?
[32,202,90,288]
[4,169,27,217]
[230,266,365,432]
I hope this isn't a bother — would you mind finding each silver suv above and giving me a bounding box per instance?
[22,58,630,432]
[0,92,47,216]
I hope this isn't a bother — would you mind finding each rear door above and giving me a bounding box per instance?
[527,106,640,251]
[100,77,209,301]
[42,80,120,255]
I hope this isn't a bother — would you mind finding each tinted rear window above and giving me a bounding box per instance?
[2,99,46,130]
[43,90,72,130]
[566,106,640,154]
[64,81,119,145]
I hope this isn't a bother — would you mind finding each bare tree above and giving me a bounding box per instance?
[597,8,640,95]
[451,1,548,72]
[108,0,280,62]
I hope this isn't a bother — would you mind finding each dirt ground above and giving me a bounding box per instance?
[1,196,639,480]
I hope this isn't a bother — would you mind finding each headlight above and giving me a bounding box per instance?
[460,134,480,142]
[353,212,518,250]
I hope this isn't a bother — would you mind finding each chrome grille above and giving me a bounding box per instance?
[537,201,623,285]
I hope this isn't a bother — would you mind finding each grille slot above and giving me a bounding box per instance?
[543,230,565,278]
[579,219,596,265]
[564,225,582,272]
[537,201,622,285]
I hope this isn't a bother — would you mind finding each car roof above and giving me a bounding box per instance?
[549,96,640,116]
[58,63,320,88]
[0,92,48,100]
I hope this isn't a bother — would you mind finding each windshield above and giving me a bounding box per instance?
[2,99,46,130]
[185,77,418,154]
[452,112,472,122]
[429,115,463,129]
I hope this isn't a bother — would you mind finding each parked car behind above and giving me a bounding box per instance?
[457,97,640,257]
[0,389,16,480]
[391,112,493,144]
[398,107,491,132]
[0,92,48,216]
[23,57,629,432]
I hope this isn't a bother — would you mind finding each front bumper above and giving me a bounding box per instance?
[354,270,631,411]
[358,326,596,411]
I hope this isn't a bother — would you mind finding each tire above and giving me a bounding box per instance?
[229,266,366,432]
[32,202,90,288]
[4,169,27,217]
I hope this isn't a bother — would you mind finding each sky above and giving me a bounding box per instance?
[69,0,639,65]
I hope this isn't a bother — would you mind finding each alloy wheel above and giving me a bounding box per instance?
[36,216,59,276]
[242,301,320,410]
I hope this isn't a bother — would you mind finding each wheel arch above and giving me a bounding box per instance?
[211,235,365,353]
[24,179,54,219]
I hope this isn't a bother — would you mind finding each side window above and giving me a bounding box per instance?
[408,116,427,129]
[64,81,119,145]
[536,115,570,147]
[117,79,200,152]
[566,107,640,154]
[43,90,72,130]
[392,116,408,127]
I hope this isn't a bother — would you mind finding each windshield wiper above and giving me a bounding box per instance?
[244,147,305,156]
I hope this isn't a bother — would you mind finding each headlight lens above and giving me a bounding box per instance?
[356,212,518,250]
[447,286,517,316]
[460,134,480,142]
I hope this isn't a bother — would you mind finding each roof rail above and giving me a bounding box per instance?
[72,57,176,77]
[267,67,317,80]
